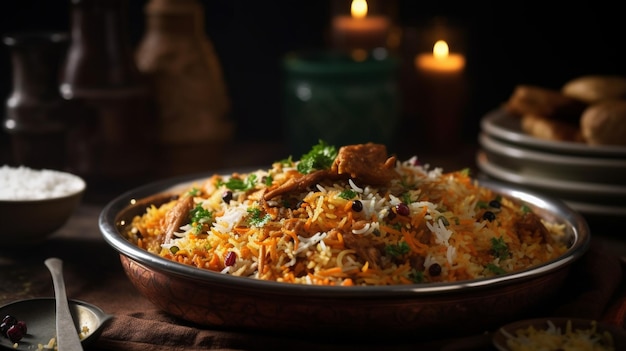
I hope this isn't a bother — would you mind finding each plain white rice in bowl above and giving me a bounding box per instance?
[0,165,85,201]
[0,165,86,245]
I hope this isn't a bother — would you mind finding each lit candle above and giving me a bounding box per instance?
[415,40,466,73]
[413,39,467,151]
[331,0,390,51]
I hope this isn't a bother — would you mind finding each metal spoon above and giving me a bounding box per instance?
[44,257,84,351]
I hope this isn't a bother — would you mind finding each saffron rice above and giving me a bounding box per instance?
[124,154,568,286]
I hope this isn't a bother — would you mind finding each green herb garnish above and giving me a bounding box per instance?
[187,187,200,196]
[402,192,412,205]
[296,140,337,174]
[385,241,410,257]
[279,156,294,166]
[486,263,506,275]
[409,269,425,283]
[338,189,357,200]
[247,207,271,227]
[490,236,510,260]
[189,204,213,234]
[476,201,489,209]
[223,174,258,191]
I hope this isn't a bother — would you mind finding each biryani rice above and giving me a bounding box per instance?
[124,151,569,286]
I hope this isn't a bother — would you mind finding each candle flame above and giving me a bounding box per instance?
[433,40,449,59]
[351,0,368,19]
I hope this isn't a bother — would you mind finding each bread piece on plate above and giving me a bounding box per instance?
[505,85,587,123]
[562,75,626,104]
[580,100,626,145]
[521,114,583,142]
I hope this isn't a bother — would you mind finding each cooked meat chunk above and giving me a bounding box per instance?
[342,231,383,269]
[264,143,398,200]
[331,143,398,185]
[264,169,332,200]
[514,212,553,244]
[161,195,195,244]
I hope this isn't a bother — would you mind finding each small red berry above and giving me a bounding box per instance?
[15,321,27,334]
[395,203,410,216]
[224,251,237,266]
[6,325,24,343]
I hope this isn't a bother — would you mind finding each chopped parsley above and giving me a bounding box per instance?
[296,140,337,174]
[521,204,532,214]
[338,189,357,200]
[486,263,506,275]
[247,207,271,227]
[476,200,489,209]
[222,174,257,191]
[278,156,294,166]
[187,187,200,196]
[385,241,410,257]
[490,236,510,260]
[189,204,213,234]
[409,269,425,283]
[401,192,412,205]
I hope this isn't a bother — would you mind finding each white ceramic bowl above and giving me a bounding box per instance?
[0,166,86,245]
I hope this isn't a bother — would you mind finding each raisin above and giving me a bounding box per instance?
[428,263,442,276]
[225,251,237,266]
[396,203,410,216]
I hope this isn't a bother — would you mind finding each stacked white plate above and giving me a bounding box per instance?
[477,108,626,218]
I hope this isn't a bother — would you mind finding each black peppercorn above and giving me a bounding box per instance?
[483,211,496,222]
[428,263,442,276]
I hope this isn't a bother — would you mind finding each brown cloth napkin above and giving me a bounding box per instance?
[89,238,625,351]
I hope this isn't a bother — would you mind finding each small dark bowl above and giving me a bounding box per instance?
[99,173,590,340]
[0,171,85,246]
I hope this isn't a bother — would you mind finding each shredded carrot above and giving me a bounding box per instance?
[210,229,230,240]
[207,253,221,270]
[233,226,249,234]
[282,228,299,250]
[361,261,369,272]
[340,279,354,286]
[343,200,353,211]
[381,224,402,236]
[411,206,428,227]
[317,267,343,277]
[125,156,570,286]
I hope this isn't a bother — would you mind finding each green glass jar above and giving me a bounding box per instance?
[283,50,400,157]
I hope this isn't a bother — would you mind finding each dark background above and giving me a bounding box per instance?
[1,0,625,157]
